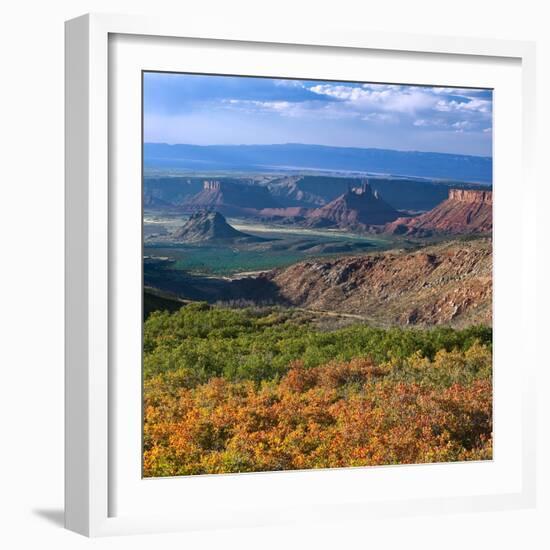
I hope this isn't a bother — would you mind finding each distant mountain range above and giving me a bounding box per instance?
[144,143,492,183]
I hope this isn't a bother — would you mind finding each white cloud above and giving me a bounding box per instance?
[308,83,491,127]
[309,84,386,102]
[436,98,491,115]
[224,99,294,113]
[413,118,450,128]
[430,87,480,97]
[362,112,397,123]
[361,83,403,92]
[273,79,305,88]
[223,84,492,135]
[309,84,436,114]
[451,121,474,132]
[224,96,370,120]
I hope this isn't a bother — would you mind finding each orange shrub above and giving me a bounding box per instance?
[144,359,492,477]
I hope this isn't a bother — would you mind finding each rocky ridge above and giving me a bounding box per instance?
[261,238,492,327]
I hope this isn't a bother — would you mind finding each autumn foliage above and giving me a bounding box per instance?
[143,304,492,477]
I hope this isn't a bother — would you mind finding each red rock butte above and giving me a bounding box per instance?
[305,179,401,228]
[386,187,493,235]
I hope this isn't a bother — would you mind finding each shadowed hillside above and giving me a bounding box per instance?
[182,180,280,215]
[145,238,492,328]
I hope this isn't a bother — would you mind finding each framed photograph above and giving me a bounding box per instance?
[65,13,537,537]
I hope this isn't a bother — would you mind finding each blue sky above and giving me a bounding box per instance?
[144,72,493,157]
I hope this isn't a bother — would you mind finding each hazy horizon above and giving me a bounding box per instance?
[143,140,492,159]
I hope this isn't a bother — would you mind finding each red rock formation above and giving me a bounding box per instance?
[173,211,264,243]
[305,180,400,229]
[386,188,492,236]
[182,180,280,215]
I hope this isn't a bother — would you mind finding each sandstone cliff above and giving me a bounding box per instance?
[386,188,492,236]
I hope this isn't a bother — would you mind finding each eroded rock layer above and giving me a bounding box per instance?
[386,189,492,236]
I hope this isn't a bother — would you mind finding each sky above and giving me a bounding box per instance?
[143,72,493,157]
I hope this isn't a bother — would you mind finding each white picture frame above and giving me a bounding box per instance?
[65,12,537,537]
